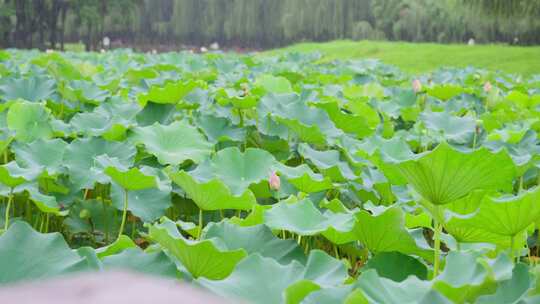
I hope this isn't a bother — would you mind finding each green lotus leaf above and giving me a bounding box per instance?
[204,222,305,265]
[104,166,157,191]
[216,88,259,109]
[64,199,120,238]
[356,269,450,304]
[195,147,275,195]
[229,204,269,227]
[506,90,532,108]
[363,251,428,282]
[74,246,102,271]
[195,114,246,143]
[96,235,137,258]
[0,221,90,283]
[167,147,274,210]
[110,184,171,222]
[167,169,255,210]
[284,280,321,304]
[352,207,432,262]
[301,249,348,286]
[0,165,27,188]
[453,186,540,237]
[70,98,140,138]
[344,99,380,127]
[263,198,326,236]
[199,250,347,304]
[476,263,532,304]
[487,121,533,145]
[264,198,356,243]
[147,218,246,279]
[258,93,342,145]
[0,76,55,102]
[199,254,305,304]
[343,83,385,100]
[434,251,500,303]
[298,143,358,182]
[420,110,475,144]
[311,100,375,138]
[11,138,67,178]
[137,79,202,107]
[441,191,511,245]
[135,102,176,127]
[64,137,136,190]
[123,67,158,85]
[2,160,42,182]
[132,120,213,165]
[485,130,540,174]
[7,101,53,142]
[391,142,515,205]
[276,163,333,193]
[63,80,109,104]
[275,116,329,145]
[15,182,67,215]
[300,285,359,304]
[176,219,200,238]
[438,251,490,286]
[102,248,178,278]
[427,84,464,101]
[256,74,293,94]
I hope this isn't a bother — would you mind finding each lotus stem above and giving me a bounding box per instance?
[4,192,13,231]
[131,220,136,239]
[433,205,442,278]
[39,213,45,232]
[101,188,109,243]
[536,230,540,257]
[198,208,203,240]
[510,235,515,263]
[238,109,244,127]
[45,213,50,233]
[117,188,129,239]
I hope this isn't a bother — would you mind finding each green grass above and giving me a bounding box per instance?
[267,40,540,76]
[64,43,86,52]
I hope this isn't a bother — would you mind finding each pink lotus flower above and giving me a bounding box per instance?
[483,81,492,93]
[412,79,422,93]
[269,171,280,191]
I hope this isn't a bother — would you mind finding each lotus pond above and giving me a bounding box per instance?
[0,49,540,303]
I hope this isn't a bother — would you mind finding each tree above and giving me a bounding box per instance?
[463,0,540,16]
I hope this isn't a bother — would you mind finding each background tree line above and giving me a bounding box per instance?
[0,0,539,50]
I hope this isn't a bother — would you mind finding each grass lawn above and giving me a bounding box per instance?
[267,40,540,76]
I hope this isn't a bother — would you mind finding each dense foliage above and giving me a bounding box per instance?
[0,49,540,303]
[1,0,540,50]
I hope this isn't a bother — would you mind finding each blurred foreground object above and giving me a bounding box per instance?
[0,271,230,304]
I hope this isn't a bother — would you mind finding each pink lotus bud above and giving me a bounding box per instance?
[412,79,422,93]
[269,171,280,191]
[483,81,492,93]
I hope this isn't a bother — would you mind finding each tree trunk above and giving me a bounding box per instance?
[14,0,27,48]
[59,2,67,51]
[49,0,61,49]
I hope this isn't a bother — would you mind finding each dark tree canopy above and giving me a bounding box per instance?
[0,0,539,50]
